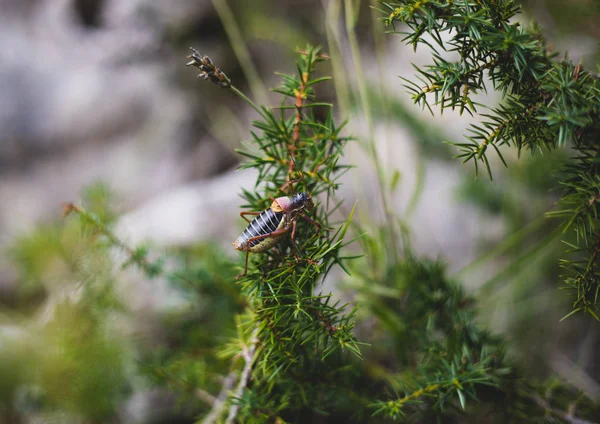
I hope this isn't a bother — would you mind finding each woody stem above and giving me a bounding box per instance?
[289,71,308,187]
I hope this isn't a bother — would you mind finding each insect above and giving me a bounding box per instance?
[233,192,321,279]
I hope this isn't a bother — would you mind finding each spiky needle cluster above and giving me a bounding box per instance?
[381,0,600,318]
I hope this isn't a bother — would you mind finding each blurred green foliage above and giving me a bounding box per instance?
[144,246,243,415]
[1,186,130,423]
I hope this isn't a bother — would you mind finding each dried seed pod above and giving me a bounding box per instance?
[186,48,231,88]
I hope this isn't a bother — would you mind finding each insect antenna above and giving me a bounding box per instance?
[279,178,298,195]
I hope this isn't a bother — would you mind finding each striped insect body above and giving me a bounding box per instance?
[234,208,285,251]
[233,192,320,279]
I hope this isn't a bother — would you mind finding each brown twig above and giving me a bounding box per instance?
[201,371,238,424]
[530,393,598,424]
[226,327,260,424]
[287,70,308,189]
[62,202,158,275]
[196,388,218,406]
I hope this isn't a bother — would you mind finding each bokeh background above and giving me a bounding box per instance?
[0,0,598,422]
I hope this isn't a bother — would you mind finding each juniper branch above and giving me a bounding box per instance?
[383,0,600,318]
[187,45,362,420]
[62,203,163,278]
[361,256,600,421]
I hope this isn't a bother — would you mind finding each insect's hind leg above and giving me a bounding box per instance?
[240,211,261,224]
[234,246,251,281]
[234,227,291,280]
